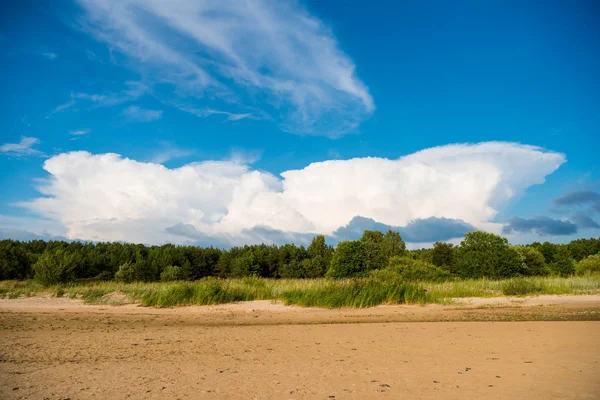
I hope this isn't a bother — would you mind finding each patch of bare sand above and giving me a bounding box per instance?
[1,296,600,399]
[1,309,599,400]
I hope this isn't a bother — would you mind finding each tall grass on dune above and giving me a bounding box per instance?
[0,274,599,308]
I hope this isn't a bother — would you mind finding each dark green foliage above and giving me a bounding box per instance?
[230,252,261,277]
[360,230,387,271]
[567,238,600,261]
[538,241,557,265]
[0,240,36,280]
[327,240,366,278]
[160,265,188,282]
[278,260,306,278]
[514,246,549,276]
[33,248,82,285]
[386,256,452,282]
[431,242,455,271]
[549,246,575,276]
[382,230,406,259]
[305,236,333,278]
[1,233,598,283]
[455,231,522,278]
[114,262,136,283]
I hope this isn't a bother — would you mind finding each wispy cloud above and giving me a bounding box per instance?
[178,106,265,123]
[46,99,76,118]
[0,136,44,156]
[47,81,148,119]
[150,141,193,164]
[229,148,263,165]
[42,52,58,60]
[74,81,147,107]
[76,0,373,136]
[69,129,91,136]
[122,105,163,122]
[85,49,97,60]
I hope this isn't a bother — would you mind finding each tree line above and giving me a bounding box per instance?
[1,231,599,285]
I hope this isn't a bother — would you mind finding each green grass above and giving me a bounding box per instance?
[0,274,599,308]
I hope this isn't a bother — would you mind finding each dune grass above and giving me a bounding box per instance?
[0,274,598,308]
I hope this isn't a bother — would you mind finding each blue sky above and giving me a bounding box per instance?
[1,0,599,247]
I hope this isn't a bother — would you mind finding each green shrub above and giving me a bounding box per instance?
[386,256,453,282]
[549,246,575,277]
[33,249,81,286]
[515,246,550,276]
[327,240,366,278]
[160,265,187,282]
[501,278,544,296]
[575,254,600,276]
[114,262,136,283]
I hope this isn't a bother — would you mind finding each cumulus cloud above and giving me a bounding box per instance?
[502,216,577,236]
[0,136,44,157]
[122,105,163,122]
[18,142,565,245]
[75,0,373,136]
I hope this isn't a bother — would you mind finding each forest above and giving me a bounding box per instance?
[1,231,599,286]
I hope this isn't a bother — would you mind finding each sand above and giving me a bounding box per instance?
[1,296,599,399]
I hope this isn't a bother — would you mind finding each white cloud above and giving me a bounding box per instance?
[122,105,163,122]
[20,142,565,245]
[70,129,91,136]
[0,136,44,156]
[76,0,373,136]
[151,142,193,164]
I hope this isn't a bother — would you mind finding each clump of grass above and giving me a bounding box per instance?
[280,279,429,308]
[131,278,255,307]
[0,280,45,298]
[501,278,544,296]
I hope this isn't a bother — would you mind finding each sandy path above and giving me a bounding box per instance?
[1,296,599,399]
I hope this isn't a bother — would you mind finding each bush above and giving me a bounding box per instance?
[515,246,550,276]
[549,246,575,276]
[327,240,366,278]
[501,278,544,296]
[114,261,136,283]
[575,254,600,276]
[455,231,522,278]
[33,248,81,286]
[160,265,187,282]
[386,256,453,282]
